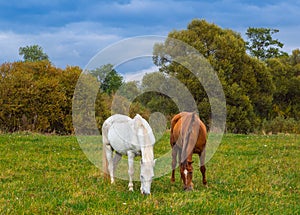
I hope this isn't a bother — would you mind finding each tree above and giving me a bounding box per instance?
[153,19,275,133]
[246,27,288,61]
[102,69,123,95]
[19,45,49,62]
[139,72,179,117]
[290,49,300,66]
[90,64,123,95]
[0,61,81,134]
[267,50,300,120]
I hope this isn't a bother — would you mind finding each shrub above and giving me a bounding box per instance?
[262,116,300,134]
[0,62,81,134]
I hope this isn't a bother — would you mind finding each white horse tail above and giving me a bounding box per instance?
[102,122,110,179]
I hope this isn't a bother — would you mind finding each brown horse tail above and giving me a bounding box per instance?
[181,112,200,163]
[102,123,109,179]
[170,113,182,147]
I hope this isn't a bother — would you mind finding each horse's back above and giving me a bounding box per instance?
[103,114,131,128]
[170,112,207,151]
[103,114,139,155]
[170,112,193,146]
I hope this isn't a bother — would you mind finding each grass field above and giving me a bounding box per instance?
[0,133,299,214]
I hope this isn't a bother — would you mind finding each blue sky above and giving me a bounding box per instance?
[0,0,299,68]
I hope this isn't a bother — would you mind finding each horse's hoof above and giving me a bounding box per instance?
[141,191,151,195]
[170,178,175,183]
[183,186,193,191]
[129,187,134,192]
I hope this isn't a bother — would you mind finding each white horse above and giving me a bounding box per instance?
[102,114,156,195]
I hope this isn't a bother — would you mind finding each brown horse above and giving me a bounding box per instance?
[170,112,207,191]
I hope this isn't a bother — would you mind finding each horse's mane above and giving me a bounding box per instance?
[133,114,154,163]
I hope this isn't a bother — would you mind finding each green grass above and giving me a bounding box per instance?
[0,133,299,214]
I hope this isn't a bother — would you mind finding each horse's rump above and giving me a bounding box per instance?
[170,112,208,189]
[171,112,206,163]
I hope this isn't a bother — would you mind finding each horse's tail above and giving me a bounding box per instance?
[102,122,110,179]
[181,112,200,163]
[170,113,182,147]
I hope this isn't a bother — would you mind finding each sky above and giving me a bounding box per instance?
[0,0,299,69]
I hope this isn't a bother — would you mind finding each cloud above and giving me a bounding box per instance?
[277,26,300,53]
[0,22,122,68]
[123,65,159,82]
[0,31,27,62]
[0,0,299,67]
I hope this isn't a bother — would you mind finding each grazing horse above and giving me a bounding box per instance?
[102,114,156,195]
[170,112,207,191]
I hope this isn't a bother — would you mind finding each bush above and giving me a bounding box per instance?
[0,62,81,134]
[262,116,300,134]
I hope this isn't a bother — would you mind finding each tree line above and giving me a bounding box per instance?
[0,19,299,134]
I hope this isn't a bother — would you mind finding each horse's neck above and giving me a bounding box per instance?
[134,117,154,162]
[139,127,154,162]
[141,145,154,162]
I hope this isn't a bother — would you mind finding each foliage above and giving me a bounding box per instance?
[0,61,81,134]
[246,27,288,61]
[153,19,274,133]
[262,116,300,134]
[19,45,49,62]
[95,92,113,132]
[0,133,299,214]
[267,50,300,120]
[138,72,179,118]
[1,21,300,134]
[90,64,123,95]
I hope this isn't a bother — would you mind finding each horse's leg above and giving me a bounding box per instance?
[178,147,182,171]
[113,152,122,176]
[199,148,207,185]
[127,150,135,191]
[171,145,178,183]
[105,144,114,184]
[102,125,110,179]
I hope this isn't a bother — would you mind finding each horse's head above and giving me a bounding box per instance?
[140,159,156,195]
[180,161,194,191]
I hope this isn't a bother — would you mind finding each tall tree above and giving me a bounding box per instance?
[154,19,275,133]
[90,64,123,95]
[267,49,300,120]
[246,27,287,61]
[19,45,49,62]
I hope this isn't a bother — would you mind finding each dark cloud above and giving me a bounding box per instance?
[0,0,299,67]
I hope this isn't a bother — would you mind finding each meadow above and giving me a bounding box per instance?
[0,133,299,214]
